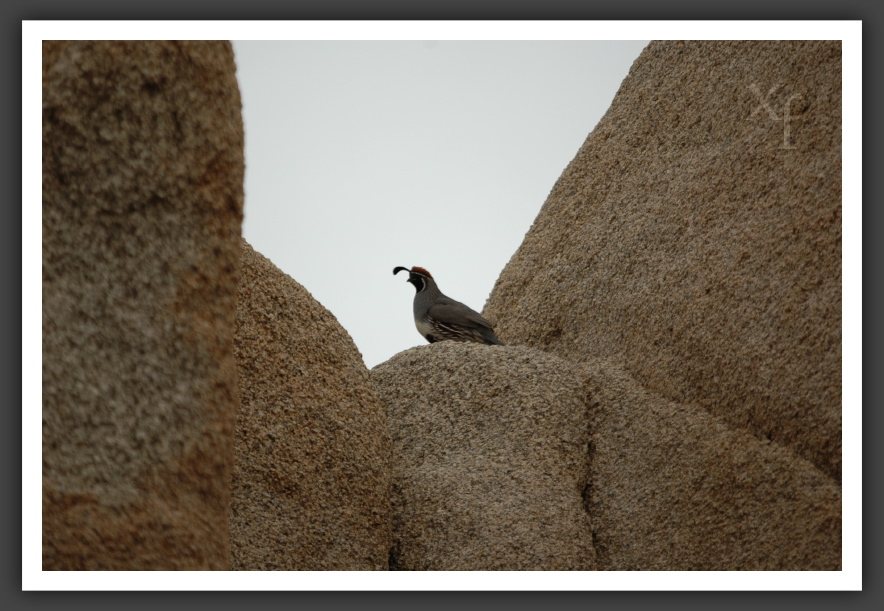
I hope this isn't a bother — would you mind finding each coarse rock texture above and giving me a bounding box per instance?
[230,240,392,570]
[584,359,842,570]
[42,41,244,569]
[484,41,842,482]
[372,343,595,571]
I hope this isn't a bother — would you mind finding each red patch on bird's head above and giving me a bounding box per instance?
[411,266,432,278]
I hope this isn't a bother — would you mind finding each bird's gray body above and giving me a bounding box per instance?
[394,266,504,346]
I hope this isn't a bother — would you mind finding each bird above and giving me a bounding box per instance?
[393,266,504,345]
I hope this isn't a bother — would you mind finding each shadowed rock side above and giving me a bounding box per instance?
[584,360,841,570]
[42,41,244,569]
[372,343,595,571]
[484,41,841,482]
[230,240,392,570]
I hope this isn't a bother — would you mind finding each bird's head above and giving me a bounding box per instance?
[393,266,433,292]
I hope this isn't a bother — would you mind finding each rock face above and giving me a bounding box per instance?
[42,41,244,569]
[484,41,842,482]
[230,240,392,570]
[373,343,595,571]
[584,360,841,570]
[471,39,843,571]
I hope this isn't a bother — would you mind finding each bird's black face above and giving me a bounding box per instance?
[393,266,428,293]
[407,273,426,292]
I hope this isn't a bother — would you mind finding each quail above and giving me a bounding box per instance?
[393,266,504,345]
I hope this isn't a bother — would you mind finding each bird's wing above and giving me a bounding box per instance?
[428,299,494,330]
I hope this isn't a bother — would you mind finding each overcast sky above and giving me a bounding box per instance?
[232,40,650,368]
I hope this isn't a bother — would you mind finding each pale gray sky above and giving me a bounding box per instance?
[233,40,650,368]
